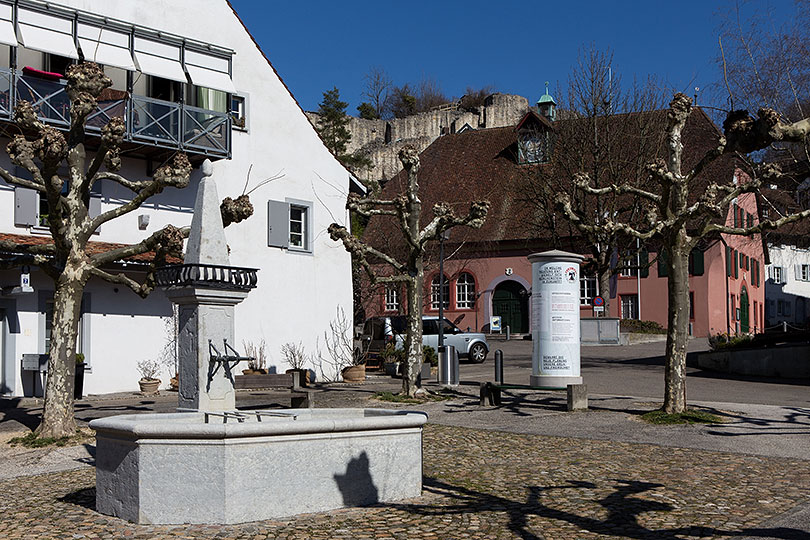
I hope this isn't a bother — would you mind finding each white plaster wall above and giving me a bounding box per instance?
[765,245,810,326]
[0,0,354,393]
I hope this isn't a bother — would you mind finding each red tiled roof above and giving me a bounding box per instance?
[0,232,181,264]
[363,107,738,253]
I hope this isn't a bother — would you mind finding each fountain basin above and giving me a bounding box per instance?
[90,408,427,524]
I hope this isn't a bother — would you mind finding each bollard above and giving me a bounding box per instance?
[438,345,459,386]
[506,325,510,341]
[494,349,503,385]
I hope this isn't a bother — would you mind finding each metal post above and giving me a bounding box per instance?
[783,320,787,333]
[506,325,510,341]
[494,349,503,385]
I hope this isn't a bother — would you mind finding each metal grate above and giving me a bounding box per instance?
[155,263,258,289]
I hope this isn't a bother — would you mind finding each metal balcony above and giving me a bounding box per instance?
[0,67,231,161]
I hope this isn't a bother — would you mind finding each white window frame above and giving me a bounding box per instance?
[384,285,399,312]
[580,275,598,306]
[796,264,810,282]
[620,252,640,277]
[771,266,785,285]
[430,274,450,311]
[621,294,639,320]
[230,93,249,131]
[288,204,307,251]
[456,273,475,309]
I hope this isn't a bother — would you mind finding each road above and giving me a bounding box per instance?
[459,337,810,407]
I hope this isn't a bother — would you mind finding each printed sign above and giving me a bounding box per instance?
[490,316,502,332]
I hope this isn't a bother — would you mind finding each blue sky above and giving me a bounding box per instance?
[230,0,794,114]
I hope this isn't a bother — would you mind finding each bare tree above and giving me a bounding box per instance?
[361,66,393,119]
[0,63,252,438]
[559,93,810,414]
[329,146,488,396]
[521,46,668,313]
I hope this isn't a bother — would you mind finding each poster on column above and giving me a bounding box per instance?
[532,261,580,376]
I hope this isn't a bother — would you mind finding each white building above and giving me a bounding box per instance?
[0,0,356,396]
[765,244,810,328]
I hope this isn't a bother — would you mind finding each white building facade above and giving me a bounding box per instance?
[765,244,810,329]
[0,0,355,396]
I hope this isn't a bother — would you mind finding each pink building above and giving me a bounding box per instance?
[362,108,764,338]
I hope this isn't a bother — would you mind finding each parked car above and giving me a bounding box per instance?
[358,316,489,363]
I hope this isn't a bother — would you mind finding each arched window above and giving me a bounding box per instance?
[430,274,449,310]
[456,273,476,309]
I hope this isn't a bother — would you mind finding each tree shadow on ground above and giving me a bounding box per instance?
[389,476,810,540]
[0,397,42,430]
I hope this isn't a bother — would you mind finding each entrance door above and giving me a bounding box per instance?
[492,281,528,333]
[740,286,749,333]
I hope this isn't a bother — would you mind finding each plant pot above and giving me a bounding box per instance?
[286,368,310,387]
[242,368,268,375]
[341,364,366,383]
[74,363,86,399]
[139,378,160,395]
[384,361,400,377]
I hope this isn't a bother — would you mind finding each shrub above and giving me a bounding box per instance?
[708,333,754,351]
[381,343,406,363]
[620,319,666,334]
[423,345,438,366]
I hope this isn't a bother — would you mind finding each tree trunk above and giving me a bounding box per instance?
[598,268,611,315]
[37,271,85,438]
[401,265,424,397]
[663,236,690,414]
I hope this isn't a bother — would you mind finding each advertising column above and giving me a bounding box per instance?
[528,250,584,387]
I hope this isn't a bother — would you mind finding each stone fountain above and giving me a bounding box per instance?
[90,161,427,525]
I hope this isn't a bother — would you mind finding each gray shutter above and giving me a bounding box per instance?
[89,196,102,233]
[267,200,289,248]
[14,187,38,227]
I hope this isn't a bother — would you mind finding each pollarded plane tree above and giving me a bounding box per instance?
[329,146,488,397]
[0,63,252,438]
[558,93,810,414]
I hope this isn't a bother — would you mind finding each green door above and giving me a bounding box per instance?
[740,286,749,333]
[492,281,529,333]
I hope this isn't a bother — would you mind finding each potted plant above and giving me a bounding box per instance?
[74,353,86,399]
[382,343,405,377]
[243,339,268,375]
[281,341,311,386]
[137,358,161,395]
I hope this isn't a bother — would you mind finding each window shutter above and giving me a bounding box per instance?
[267,200,289,248]
[726,246,732,277]
[691,248,704,276]
[733,250,738,278]
[733,205,739,227]
[657,249,668,277]
[639,248,649,278]
[14,187,38,227]
[796,264,802,281]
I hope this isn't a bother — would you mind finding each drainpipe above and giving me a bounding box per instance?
[636,238,642,320]
[720,237,730,334]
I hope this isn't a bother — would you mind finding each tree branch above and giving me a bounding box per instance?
[89,266,151,298]
[90,225,188,268]
[703,208,810,237]
[328,223,406,275]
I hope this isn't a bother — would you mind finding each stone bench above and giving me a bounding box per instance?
[234,372,314,408]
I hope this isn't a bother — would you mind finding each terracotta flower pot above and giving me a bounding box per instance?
[139,378,160,395]
[341,364,365,383]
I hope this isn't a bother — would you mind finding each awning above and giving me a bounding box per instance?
[133,36,186,83]
[77,23,136,71]
[0,4,16,47]
[184,49,235,94]
[17,7,79,59]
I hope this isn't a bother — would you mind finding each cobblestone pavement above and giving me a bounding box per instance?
[2,422,810,539]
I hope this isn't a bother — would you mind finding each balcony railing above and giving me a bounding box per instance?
[0,67,231,159]
[154,263,258,290]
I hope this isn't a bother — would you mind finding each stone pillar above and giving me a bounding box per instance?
[528,250,584,387]
[163,159,251,412]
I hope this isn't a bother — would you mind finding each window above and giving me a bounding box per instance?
[384,285,399,312]
[620,252,640,277]
[580,275,598,305]
[796,264,810,282]
[430,274,449,310]
[620,295,639,320]
[455,273,476,309]
[770,266,785,285]
[267,199,313,253]
[288,205,307,249]
[517,131,550,164]
[230,95,247,129]
[777,299,792,317]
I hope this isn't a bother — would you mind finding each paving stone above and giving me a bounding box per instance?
[1,423,809,539]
